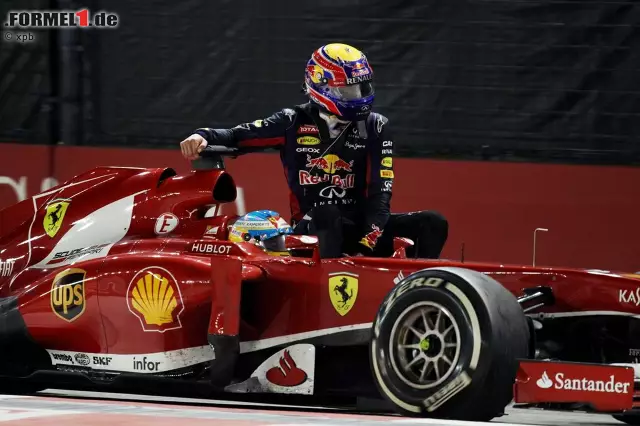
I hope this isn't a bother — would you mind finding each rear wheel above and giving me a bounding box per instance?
[370,267,530,421]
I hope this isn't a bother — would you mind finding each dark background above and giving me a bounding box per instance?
[2,0,639,164]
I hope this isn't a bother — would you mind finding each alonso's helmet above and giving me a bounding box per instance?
[229,210,293,256]
[304,43,374,122]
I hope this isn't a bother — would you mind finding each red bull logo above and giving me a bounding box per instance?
[361,225,383,249]
[351,61,371,78]
[305,154,353,173]
[299,171,355,189]
[352,68,370,77]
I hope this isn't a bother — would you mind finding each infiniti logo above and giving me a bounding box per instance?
[319,186,346,199]
[361,105,370,111]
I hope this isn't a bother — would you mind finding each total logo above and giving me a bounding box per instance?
[155,213,179,235]
[536,370,631,394]
[305,154,353,173]
[297,125,319,134]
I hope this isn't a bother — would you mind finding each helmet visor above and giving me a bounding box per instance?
[327,82,374,101]
[261,234,287,252]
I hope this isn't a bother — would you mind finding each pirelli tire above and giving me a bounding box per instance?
[370,267,529,421]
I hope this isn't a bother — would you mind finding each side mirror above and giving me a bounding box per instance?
[282,235,320,263]
[392,237,414,258]
[283,234,318,250]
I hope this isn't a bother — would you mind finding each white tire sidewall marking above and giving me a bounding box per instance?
[371,338,422,413]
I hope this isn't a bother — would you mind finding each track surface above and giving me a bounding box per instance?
[0,390,627,425]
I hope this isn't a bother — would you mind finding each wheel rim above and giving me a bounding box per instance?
[388,301,462,390]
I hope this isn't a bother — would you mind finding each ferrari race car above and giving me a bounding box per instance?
[1,146,640,423]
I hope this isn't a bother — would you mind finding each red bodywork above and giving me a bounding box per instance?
[1,165,639,411]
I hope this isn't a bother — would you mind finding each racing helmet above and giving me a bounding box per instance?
[304,43,374,122]
[229,210,293,256]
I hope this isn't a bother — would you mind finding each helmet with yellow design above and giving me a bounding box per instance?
[229,210,293,256]
[304,43,374,122]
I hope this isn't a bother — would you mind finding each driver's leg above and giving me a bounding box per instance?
[374,211,448,258]
[293,205,348,258]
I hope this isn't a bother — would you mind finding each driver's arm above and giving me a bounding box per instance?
[181,108,295,158]
[359,114,394,252]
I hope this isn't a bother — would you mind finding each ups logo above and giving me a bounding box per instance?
[51,268,86,322]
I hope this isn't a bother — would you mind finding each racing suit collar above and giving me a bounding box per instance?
[297,102,346,142]
[318,111,351,139]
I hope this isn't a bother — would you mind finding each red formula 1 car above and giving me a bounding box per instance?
[1,147,640,423]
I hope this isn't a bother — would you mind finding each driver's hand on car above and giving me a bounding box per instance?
[180,134,208,160]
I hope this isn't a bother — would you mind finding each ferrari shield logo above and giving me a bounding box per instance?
[50,268,86,322]
[328,273,358,316]
[43,199,70,238]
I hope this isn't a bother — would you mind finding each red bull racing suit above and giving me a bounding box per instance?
[193,103,448,257]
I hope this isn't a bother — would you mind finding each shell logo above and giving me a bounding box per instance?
[381,157,393,168]
[127,266,184,333]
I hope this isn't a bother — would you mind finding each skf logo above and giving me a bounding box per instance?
[328,272,359,316]
[297,125,318,134]
[380,170,394,179]
[381,157,392,168]
[51,268,86,322]
[127,266,184,332]
[43,199,71,238]
[297,136,320,146]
